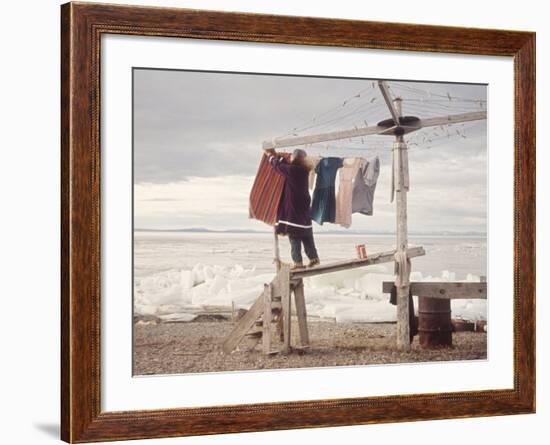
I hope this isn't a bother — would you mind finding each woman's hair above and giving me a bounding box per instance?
[291,148,311,171]
[293,148,307,159]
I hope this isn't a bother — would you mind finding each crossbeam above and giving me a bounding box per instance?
[419,111,487,128]
[262,124,383,150]
[291,246,425,279]
[262,111,487,150]
[382,281,487,299]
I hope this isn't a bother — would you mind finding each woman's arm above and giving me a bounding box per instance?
[266,150,291,177]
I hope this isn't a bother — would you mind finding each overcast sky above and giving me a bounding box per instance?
[133,68,487,234]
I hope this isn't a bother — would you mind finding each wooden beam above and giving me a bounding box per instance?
[378,80,400,124]
[382,281,487,299]
[262,284,273,354]
[290,246,425,279]
[262,111,486,150]
[222,289,265,354]
[293,280,310,348]
[262,124,383,150]
[394,136,411,352]
[273,227,281,271]
[279,264,292,354]
[419,111,487,128]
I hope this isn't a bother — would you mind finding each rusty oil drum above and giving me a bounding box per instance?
[418,296,452,348]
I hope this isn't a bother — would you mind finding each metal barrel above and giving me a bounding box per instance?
[418,296,452,348]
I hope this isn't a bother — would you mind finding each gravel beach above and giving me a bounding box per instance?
[133,318,487,375]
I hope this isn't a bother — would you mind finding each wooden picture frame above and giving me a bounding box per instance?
[61,2,535,442]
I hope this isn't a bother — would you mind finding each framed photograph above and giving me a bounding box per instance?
[61,2,535,442]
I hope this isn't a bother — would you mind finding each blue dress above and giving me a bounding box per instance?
[311,157,343,225]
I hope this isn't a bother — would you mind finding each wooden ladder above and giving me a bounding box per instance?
[222,264,309,355]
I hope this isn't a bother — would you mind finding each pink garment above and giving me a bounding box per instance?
[335,158,362,228]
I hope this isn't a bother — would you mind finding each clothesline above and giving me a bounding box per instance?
[248,153,381,231]
[276,81,486,140]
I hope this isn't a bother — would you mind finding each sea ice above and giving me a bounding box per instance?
[134,263,487,323]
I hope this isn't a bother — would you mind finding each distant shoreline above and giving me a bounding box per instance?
[135,228,487,237]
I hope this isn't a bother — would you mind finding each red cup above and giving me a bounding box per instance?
[356,244,367,259]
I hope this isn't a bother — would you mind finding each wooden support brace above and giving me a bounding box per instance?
[222,292,265,354]
[293,279,309,348]
[279,264,292,354]
[262,283,273,354]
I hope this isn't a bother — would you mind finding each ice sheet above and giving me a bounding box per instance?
[134,263,486,323]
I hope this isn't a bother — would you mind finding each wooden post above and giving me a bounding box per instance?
[262,283,273,354]
[279,264,292,354]
[393,97,412,351]
[273,226,281,271]
[293,279,310,348]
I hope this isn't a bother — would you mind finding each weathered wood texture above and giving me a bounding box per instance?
[290,246,425,279]
[420,111,487,128]
[222,288,266,354]
[262,284,273,354]
[262,111,487,149]
[61,2,535,442]
[280,264,292,354]
[392,90,411,351]
[382,282,487,299]
[293,280,310,347]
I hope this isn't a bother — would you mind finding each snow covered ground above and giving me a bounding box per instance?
[134,232,487,323]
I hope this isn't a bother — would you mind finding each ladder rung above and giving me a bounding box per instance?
[245,331,263,338]
[271,302,282,310]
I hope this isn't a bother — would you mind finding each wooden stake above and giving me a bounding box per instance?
[293,280,309,348]
[262,283,273,354]
[395,135,411,351]
[279,264,292,354]
[273,226,281,271]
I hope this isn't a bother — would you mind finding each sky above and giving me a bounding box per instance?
[133,68,487,234]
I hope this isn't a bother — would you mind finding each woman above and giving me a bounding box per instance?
[264,147,320,270]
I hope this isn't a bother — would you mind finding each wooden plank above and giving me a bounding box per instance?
[262,284,272,354]
[262,124,383,149]
[293,280,310,348]
[273,227,281,271]
[222,289,265,354]
[394,137,411,352]
[291,246,425,279]
[382,281,487,299]
[378,80,400,124]
[262,112,485,151]
[279,264,292,354]
[419,111,487,128]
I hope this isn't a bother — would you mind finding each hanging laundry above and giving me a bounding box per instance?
[311,157,344,225]
[335,157,362,228]
[248,152,290,226]
[352,156,380,216]
[268,154,313,237]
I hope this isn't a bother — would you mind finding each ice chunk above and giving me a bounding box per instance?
[208,274,228,296]
[180,270,194,290]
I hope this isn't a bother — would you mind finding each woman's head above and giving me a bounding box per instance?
[291,148,308,166]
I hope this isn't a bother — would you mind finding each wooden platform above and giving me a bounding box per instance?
[223,246,426,355]
[291,246,425,279]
